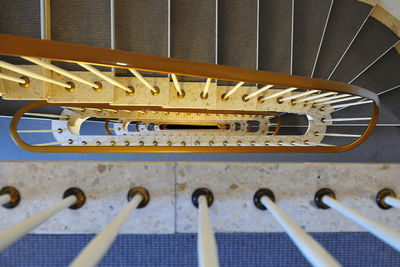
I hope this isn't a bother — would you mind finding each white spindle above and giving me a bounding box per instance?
[384,196,400,210]
[281,90,319,102]
[313,94,351,103]
[317,96,362,106]
[198,195,219,267]
[34,140,71,146]
[70,194,143,267]
[202,78,212,96]
[129,69,158,93]
[77,63,131,92]
[330,100,372,109]
[24,112,69,120]
[0,60,71,88]
[0,194,11,206]
[223,82,245,99]
[304,141,334,147]
[261,87,297,101]
[0,73,26,84]
[0,195,77,251]
[323,118,371,122]
[22,57,100,88]
[261,196,340,267]
[316,133,361,138]
[18,129,63,133]
[294,92,336,103]
[322,195,400,252]
[244,84,273,100]
[171,74,182,95]
[64,107,86,111]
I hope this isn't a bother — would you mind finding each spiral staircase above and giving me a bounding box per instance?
[0,0,398,161]
[0,0,400,266]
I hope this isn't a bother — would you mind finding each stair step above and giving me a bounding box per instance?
[350,48,400,123]
[258,0,292,74]
[312,0,373,79]
[0,0,40,38]
[329,16,399,83]
[114,0,168,77]
[217,0,257,70]
[170,0,216,82]
[292,0,332,77]
[0,0,40,65]
[51,0,111,71]
[352,48,400,94]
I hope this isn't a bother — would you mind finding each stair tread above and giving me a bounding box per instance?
[51,0,111,71]
[350,48,400,123]
[312,0,373,79]
[51,0,111,48]
[352,48,400,94]
[258,0,292,74]
[115,0,168,57]
[0,0,40,38]
[170,0,216,64]
[217,0,257,70]
[114,0,168,77]
[330,17,399,83]
[292,0,332,77]
[0,0,40,65]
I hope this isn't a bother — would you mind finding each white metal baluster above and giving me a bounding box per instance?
[243,84,273,100]
[129,69,159,94]
[317,96,362,106]
[317,189,400,252]
[323,118,371,122]
[295,92,336,103]
[171,74,183,95]
[24,112,69,120]
[316,133,361,138]
[385,196,400,209]
[0,188,84,251]
[202,78,212,97]
[255,189,340,267]
[34,140,73,146]
[260,87,297,101]
[222,82,245,99]
[377,189,400,210]
[23,57,100,88]
[313,94,351,103]
[304,141,334,147]
[198,195,219,267]
[0,194,10,206]
[0,60,72,88]
[330,100,372,109]
[77,63,131,92]
[280,90,319,102]
[18,129,63,133]
[0,73,26,84]
[193,189,219,267]
[70,187,148,267]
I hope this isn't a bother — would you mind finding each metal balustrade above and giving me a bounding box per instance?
[0,188,85,251]
[192,188,219,267]
[70,187,149,267]
[0,34,378,153]
[1,185,399,266]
